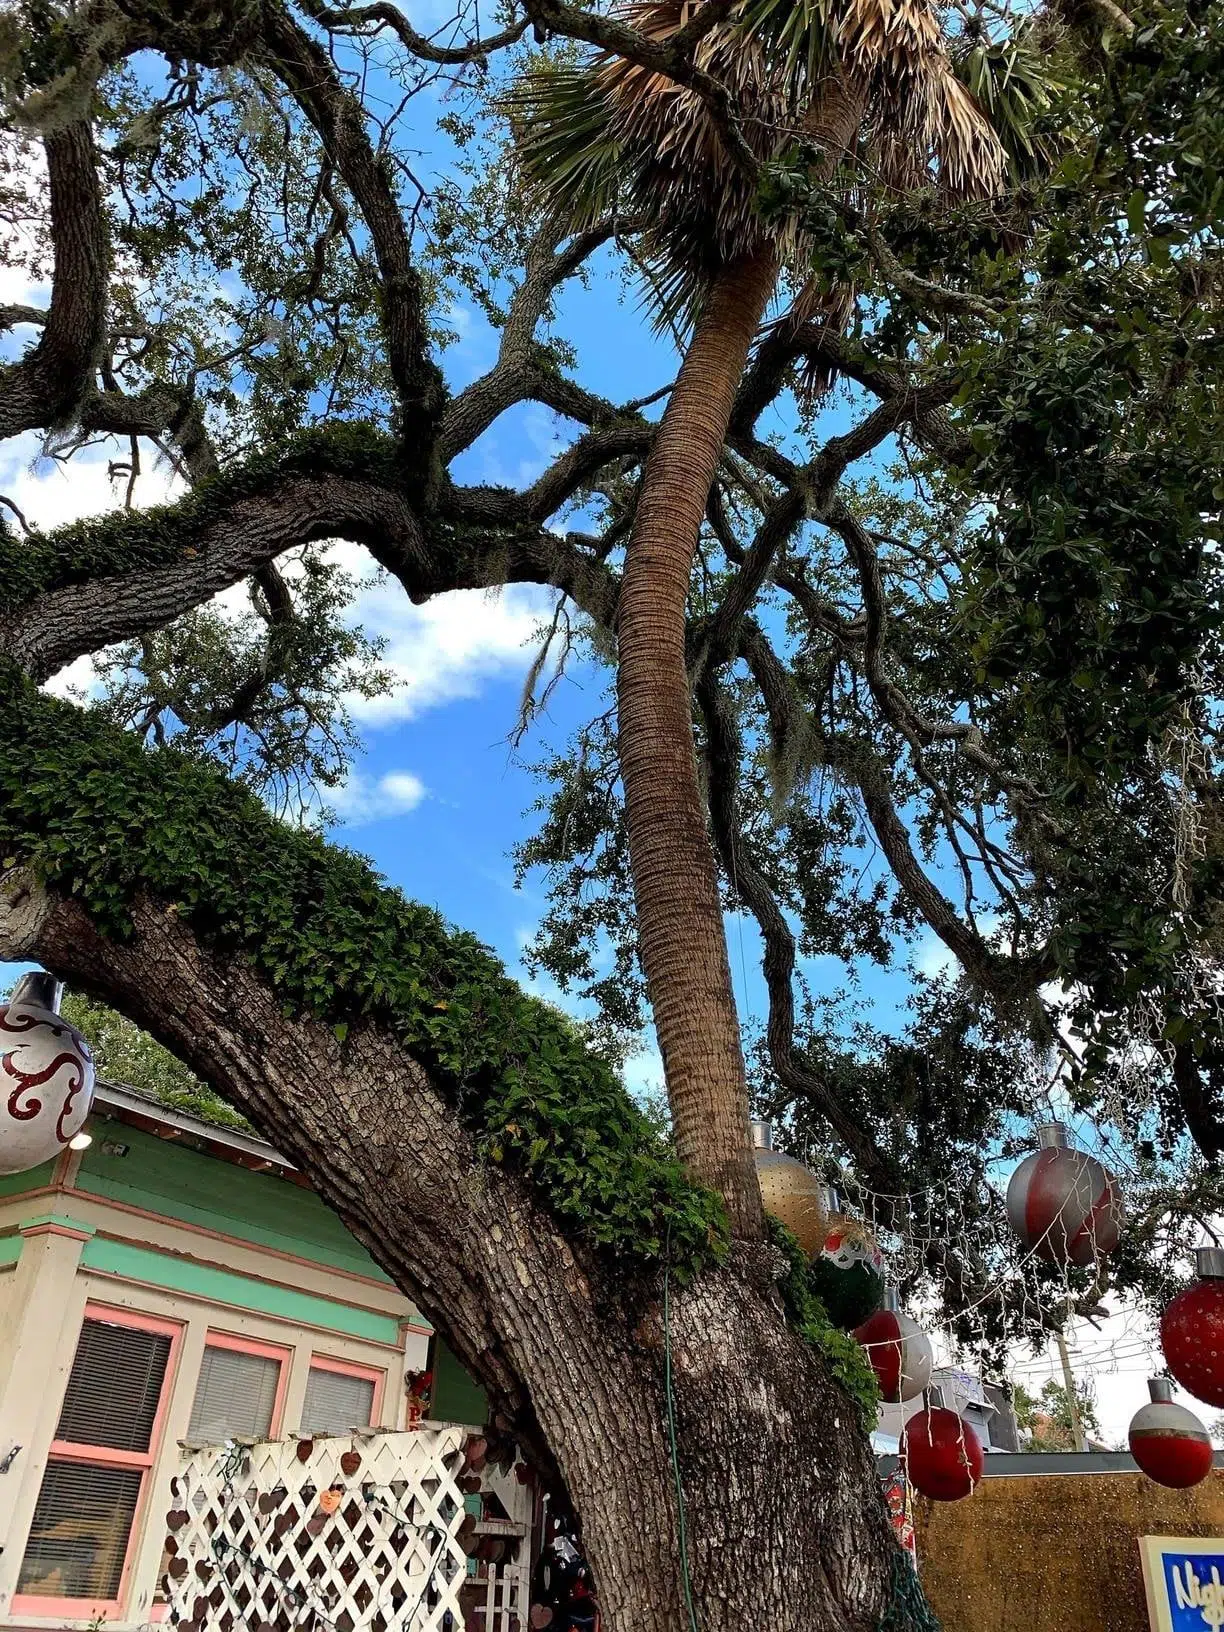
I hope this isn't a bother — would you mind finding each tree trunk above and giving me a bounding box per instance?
[616,246,779,1238]
[1,873,926,1632]
[615,77,866,1235]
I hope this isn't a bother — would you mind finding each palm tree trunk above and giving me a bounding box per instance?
[616,85,863,1237]
[616,245,779,1237]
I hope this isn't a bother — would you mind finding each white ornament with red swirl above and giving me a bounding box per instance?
[0,972,94,1175]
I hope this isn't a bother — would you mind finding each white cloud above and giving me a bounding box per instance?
[327,768,427,826]
[0,430,183,533]
[916,912,1002,981]
[42,653,102,703]
[347,579,554,728]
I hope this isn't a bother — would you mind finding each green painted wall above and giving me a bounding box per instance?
[0,1160,54,1198]
[81,1236,403,1344]
[432,1338,488,1427]
[75,1124,393,1282]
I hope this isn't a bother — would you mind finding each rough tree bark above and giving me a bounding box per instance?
[0,870,902,1631]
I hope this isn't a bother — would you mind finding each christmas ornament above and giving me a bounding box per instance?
[0,972,95,1176]
[1128,1377,1214,1489]
[405,1368,433,1429]
[751,1122,828,1257]
[809,1187,885,1328]
[1005,1121,1122,1267]
[901,1407,984,1502]
[1161,1247,1224,1408]
[854,1289,933,1404]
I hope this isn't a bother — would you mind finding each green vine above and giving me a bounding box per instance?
[0,670,728,1279]
[767,1216,880,1428]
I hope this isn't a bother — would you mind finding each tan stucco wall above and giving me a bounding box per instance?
[914,1468,1224,1632]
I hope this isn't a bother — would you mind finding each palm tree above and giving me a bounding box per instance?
[512,0,1008,1235]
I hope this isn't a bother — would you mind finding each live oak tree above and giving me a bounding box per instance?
[0,0,1222,1624]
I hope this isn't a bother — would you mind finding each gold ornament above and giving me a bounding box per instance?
[751,1122,828,1256]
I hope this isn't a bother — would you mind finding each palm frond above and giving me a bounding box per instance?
[836,0,1008,197]
[734,0,835,106]
[953,27,1068,180]
[504,63,625,232]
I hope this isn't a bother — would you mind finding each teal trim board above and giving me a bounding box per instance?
[75,1123,392,1282]
[18,1212,96,1237]
[0,1235,22,1266]
[80,1236,402,1345]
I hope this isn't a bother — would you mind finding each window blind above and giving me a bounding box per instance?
[55,1319,171,1452]
[187,1346,280,1443]
[17,1460,144,1600]
[300,1367,376,1436]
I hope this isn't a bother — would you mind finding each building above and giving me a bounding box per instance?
[877,1367,1019,1453]
[0,1080,519,1631]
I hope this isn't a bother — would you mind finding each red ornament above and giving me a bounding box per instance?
[1005,1122,1122,1267]
[1161,1247,1224,1408]
[901,1407,984,1502]
[853,1292,933,1404]
[1128,1377,1214,1489]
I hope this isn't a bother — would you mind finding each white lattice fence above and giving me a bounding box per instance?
[162,1428,474,1632]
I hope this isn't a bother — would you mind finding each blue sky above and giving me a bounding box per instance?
[0,214,926,1098]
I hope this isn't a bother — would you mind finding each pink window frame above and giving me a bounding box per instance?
[12,1302,184,1622]
[191,1328,292,1441]
[305,1353,386,1430]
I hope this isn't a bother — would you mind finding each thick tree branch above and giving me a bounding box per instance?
[0,865,675,1602]
[0,305,48,335]
[731,321,971,463]
[0,124,108,439]
[695,490,804,674]
[440,216,649,462]
[444,422,652,525]
[79,380,219,481]
[3,472,423,682]
[696,656,899,1185]
[0,429,623,679]
[259,4,444,424]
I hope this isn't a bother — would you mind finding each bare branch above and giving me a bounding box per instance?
[300,0,531,62]
[440,216,649,461]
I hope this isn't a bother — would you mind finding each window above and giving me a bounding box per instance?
[15,1307,179,1611]
[300,1358,383,1436]
[186,1334,287,1444]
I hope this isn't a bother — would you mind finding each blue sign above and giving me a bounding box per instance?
[1140,1538,1224,1631]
